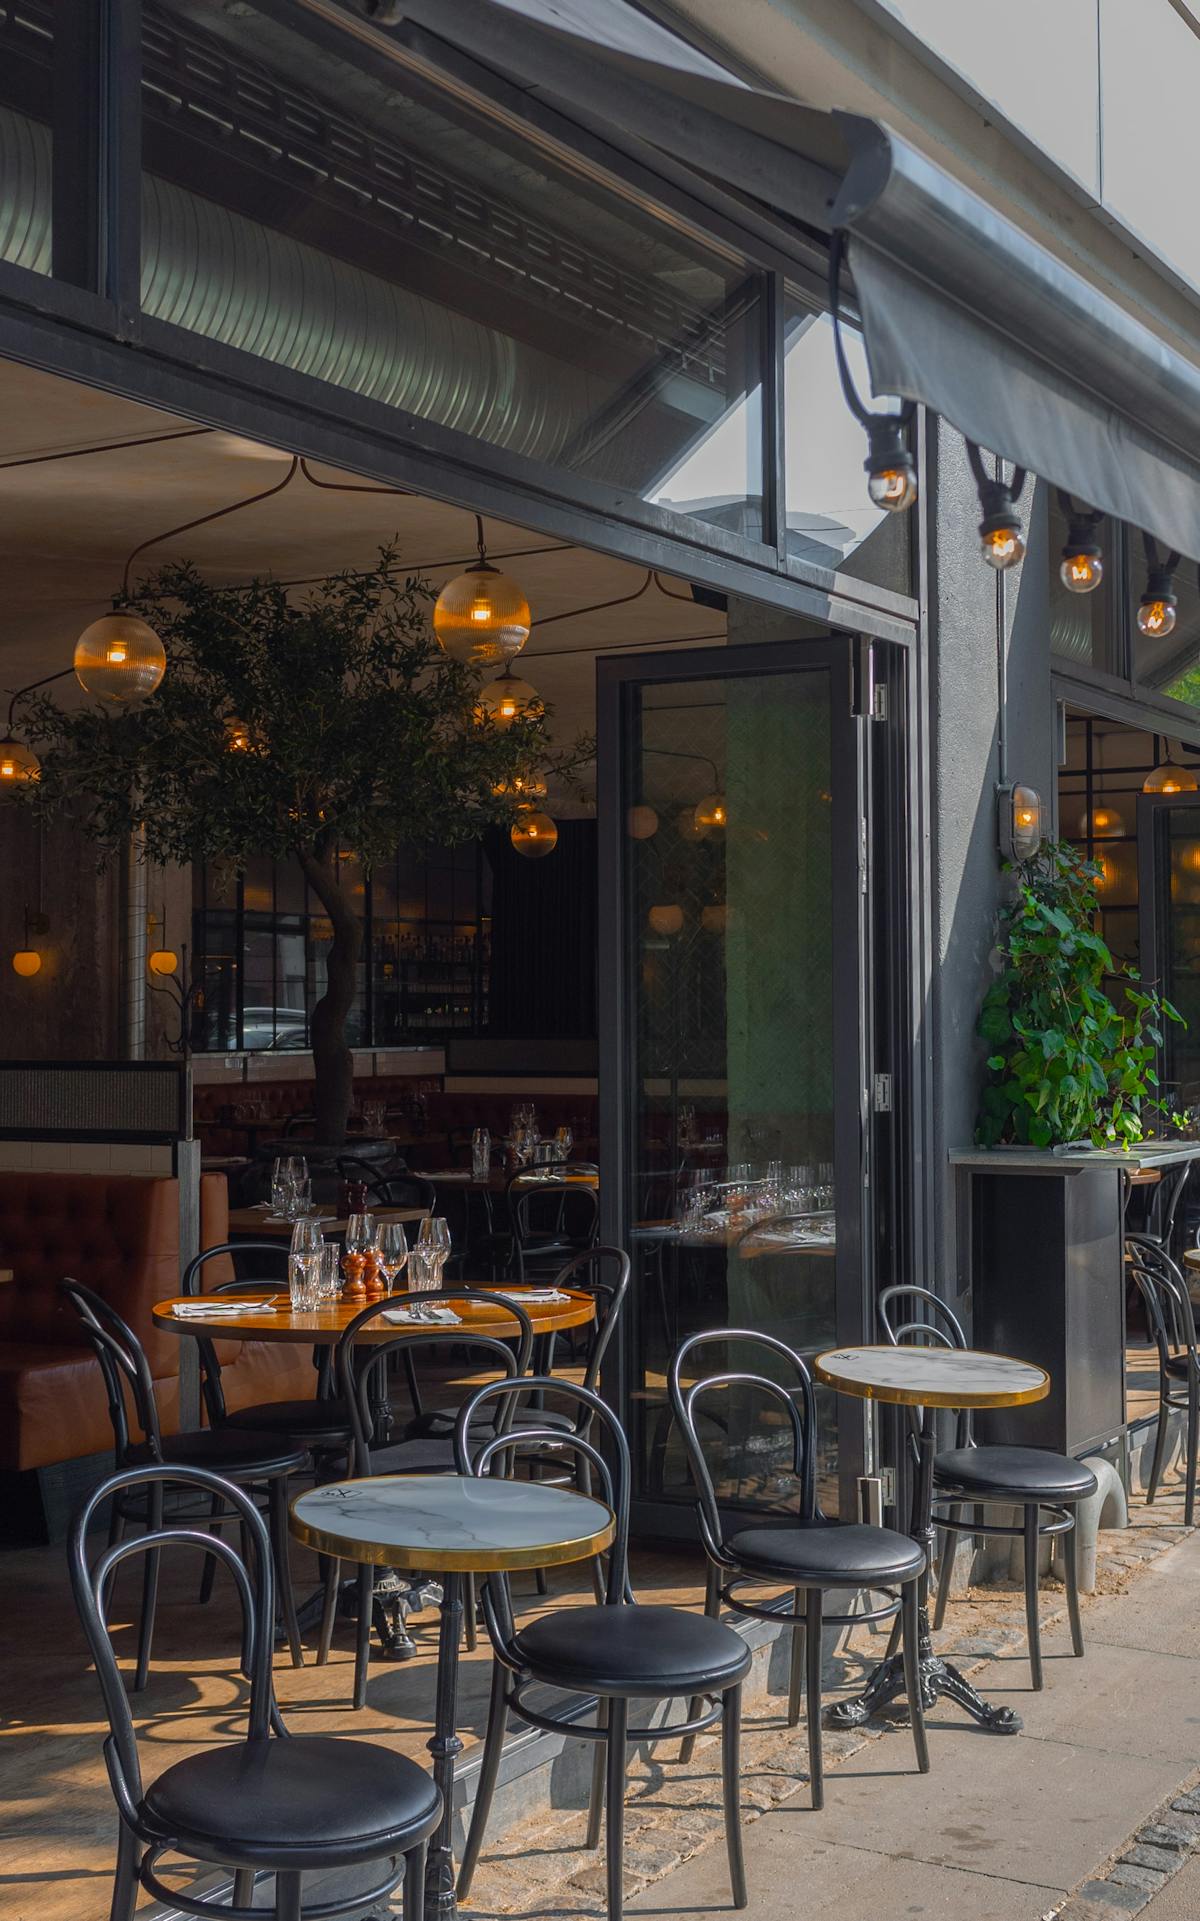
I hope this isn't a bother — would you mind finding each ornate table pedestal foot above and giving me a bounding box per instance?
[424,1572,465,1919]
[824,1610,1021,1735]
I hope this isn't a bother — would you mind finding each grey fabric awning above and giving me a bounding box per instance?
[376,0,1200,560]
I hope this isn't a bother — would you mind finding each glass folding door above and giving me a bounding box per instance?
[1138,793,1200,1095]
[597,640,870,1529]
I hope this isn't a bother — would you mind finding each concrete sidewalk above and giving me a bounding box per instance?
[620,1528,1200,1921]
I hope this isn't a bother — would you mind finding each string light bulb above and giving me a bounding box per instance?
[1057,493,1103,595]
[434,515,531,665]
[224,716,255,754]
[968,443,1027,572]
[475,668,541,729]
[828,231,918,515]
[0,736,39,785]
[510,808,558,859]
[1137,534,1181,641]
[74,613,166,702]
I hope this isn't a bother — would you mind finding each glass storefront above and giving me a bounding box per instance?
[0,1,53,278]
[603,641,867,1518]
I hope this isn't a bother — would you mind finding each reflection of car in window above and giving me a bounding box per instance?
[241,1008,308,1051]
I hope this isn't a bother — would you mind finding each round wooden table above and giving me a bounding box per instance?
[814,1343,1049,1737]
[153,1286,596,1345]
[291,1474,613,1919]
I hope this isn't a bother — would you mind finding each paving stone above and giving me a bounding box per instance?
[1138,1823,1197,1850]
[1171,1790,1200,1813]
[1120,1844,1182,1872]
[1109,1863,1170,1893]
[1060,1882,1151,1917]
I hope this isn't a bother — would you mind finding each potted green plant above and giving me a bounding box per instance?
[968,841,1185,1457]
[976,840,1181,1150]
[22,553,579,1147]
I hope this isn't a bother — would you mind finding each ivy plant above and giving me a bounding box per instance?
[976,840,1183,1150]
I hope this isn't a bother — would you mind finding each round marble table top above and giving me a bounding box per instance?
[814,1344,1050,1410]
[289,1473,615,1573]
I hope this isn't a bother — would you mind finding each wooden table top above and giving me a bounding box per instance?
[815,1343,1050,1410]
[425,1168,598,1192]
[153,1285,596,1345]
[227,1205,428,1238]
[290,1473,613,1573]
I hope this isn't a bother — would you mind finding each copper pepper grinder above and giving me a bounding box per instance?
[341,1250,367,1302]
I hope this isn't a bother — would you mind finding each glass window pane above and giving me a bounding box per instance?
[626,668,839,1510]
[0,3,53,277]
[142,1,764,543]
[1049,488,1116,673]
[783,295,911,595]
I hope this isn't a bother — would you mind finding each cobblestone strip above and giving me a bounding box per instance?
[1047,1776,1200,1921]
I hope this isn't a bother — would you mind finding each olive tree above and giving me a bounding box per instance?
[23,554,563,1143]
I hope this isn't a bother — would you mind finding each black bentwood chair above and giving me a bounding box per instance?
[1126,1245,1199,1526]
[62,1279,310,1685]
[70,1464,440,1921]
[668,1330,928,1810]
[879,1285,1097,1688]
[183,1242,355,1454]
[454,1380,752,1921]
[331,1289,534,1705]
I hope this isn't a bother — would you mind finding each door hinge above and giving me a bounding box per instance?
[872,1072,893,1112]
[871,683,888,722]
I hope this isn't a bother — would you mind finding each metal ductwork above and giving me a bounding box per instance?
[0,104,728,488]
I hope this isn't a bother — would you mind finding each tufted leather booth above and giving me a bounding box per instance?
[0,1172,314,1472]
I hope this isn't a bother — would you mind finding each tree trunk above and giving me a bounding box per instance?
[298,850,363,1147]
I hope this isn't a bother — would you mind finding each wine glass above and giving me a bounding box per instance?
[374,1220,409,1295]
[345,1211,374,1253]
[290,1215,323,1260]
[417,1215,452,1285]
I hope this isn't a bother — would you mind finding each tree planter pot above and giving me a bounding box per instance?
[954,1152,1125,1459]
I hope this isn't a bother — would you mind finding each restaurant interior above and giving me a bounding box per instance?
[0,350,866,1920]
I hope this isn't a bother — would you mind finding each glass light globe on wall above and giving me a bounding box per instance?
[693,792,728,835]
[11,950,41,977]
[510,809,558,859]
[74,613,166,702]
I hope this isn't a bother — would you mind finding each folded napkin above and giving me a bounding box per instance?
[172,1299,278,1317]
[382,1304,461,1325]
[492,1288,569,1304]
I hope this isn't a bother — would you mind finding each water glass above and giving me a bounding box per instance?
[471,1127,491,1181]
[317,1242,342,1301]
[375,1220,409,1294]
[406,1246,438,1306]
[288,1250,319,1310]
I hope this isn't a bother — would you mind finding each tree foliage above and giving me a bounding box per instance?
[976,840,1182,1151]
[20,554,582,1141]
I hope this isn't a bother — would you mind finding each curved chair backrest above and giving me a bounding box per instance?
[181,1241,289,1426]
[1127,1245,1198,1379]
[668,1329,821,1566]
[508,1176,599,1254]
[364,1171,437,1213]
[455,1376,631,1637]
[335,1288,535,1474]
[69,1464,279,1816]
[61,1278,161,1462]
[548,1245,631,1401]
[877,1283,968,1351]
[878,1283,971,1446]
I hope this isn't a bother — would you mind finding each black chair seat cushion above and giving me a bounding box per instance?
[127,1428,307,1479]
[1164,1354,1192,1381]
[221,1398,353,1443]
[725,1521,925,1587]
[934,1446,1098,1503]
[513,1603,751,1698]
[142,1734,440,1869]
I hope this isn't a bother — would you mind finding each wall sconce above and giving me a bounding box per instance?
[997,782,1042,862]
[648,904,684,937]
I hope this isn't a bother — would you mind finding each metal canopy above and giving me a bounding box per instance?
[379,0,1200,562]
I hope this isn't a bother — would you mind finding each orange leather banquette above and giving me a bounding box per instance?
[0,1171,314,1472]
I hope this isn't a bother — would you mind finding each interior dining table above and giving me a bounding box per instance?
[153,1285,597,1347]
[226,1204,429,1239]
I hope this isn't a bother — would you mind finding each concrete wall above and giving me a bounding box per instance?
[926,424,1055,1289]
